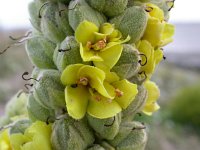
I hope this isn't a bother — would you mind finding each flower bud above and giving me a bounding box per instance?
[87,113,121,140]
[27,94,55,122]
[112,44,141,79]
[53,36,86,72]
[32,69,65,110]
[51,117,94,150]
[68,0,106,31]
[109,121,147,150]
[86,0,128,17]
[26,36,56,69]
[41,3,66,43]
[110,6,148,43]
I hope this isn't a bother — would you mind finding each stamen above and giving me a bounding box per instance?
[92,39,107,50]
[77,77,89,86]
[86,41,92,49]
[95,95,101,101]
[115,89,124,97]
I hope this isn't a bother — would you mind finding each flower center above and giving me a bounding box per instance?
[77,77,89,86]
[115,89,124,97]
[86,38,107,51]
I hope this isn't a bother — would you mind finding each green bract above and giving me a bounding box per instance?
[110,6,148,43]
[61,64,138,119]
[86,0,128,17]
[68,0,106,31]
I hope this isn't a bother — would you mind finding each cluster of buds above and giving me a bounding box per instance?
[0,0,175,150]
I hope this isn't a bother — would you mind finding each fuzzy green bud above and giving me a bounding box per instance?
[51,117,94,150]
[26,36,56,69]
[86,0,128,17]
[32,69,65,110]
[110,6,148,43]
[87,113,121,140]
[27,94,55,123]
[112,44,141,79]
[68,0,106,31]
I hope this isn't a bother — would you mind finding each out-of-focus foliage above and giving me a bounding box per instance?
[168,82,200,128]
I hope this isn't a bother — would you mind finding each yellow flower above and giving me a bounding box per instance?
[10,121,52,150]
[143,80,160,115]
[61,64,138,119]
[75,20,130,70]
[142,3,175,47]
[0,130,11,150]
[137,40,163,78]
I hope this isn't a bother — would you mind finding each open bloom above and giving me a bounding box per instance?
[137,40,163,78]
[61,64,138,119]
[142,3,175,47]
[143,80,160,115]
[75,20,130,70]
[0,130,11,150]
[10,121,52,150]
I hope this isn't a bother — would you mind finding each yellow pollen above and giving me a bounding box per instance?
[91,38,107,51]
[86,41,92,49]
[95,95,101,101]
[77,77,89,86]
[115,89,124,97]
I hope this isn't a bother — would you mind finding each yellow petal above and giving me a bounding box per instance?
[87,95,122,119]
[160,23,175,46]
[146,3,164,21]
[94,44,123,70]
[10,134,30,150]
[112,79,138,109]
[65,86,89,120]
[99,23,114,35]
[144,80,160,104]
[0,130,12,150]
[61,64,84,85]
[143,17,165,47]
[78,65,114,99]
[80,43,103,62]
[75,20,98,45]
[154,49,163,64]
[143,103,160,116]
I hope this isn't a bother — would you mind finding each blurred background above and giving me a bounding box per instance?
[0,0,200,149]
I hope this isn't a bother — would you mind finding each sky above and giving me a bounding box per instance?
[0,0,200,29]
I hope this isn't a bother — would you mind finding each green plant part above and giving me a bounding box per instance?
[86,0,128,17]
[53,36,86,72]
[110,6,148,43]
[68,0,106,31]
[26,36,56,69]
[87,113,121,140]
[27,94,56,123]
[32,69,65,110]
[40,3,66,43]
[122,85,147,121]
[109,121,147,150]
[5,91,28,119]
[28,1,41,31]
[49,0,71,4]
[87,145,105,150]
[112,44,141,79]
[9,119,31,135]
[51,116,94,150]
